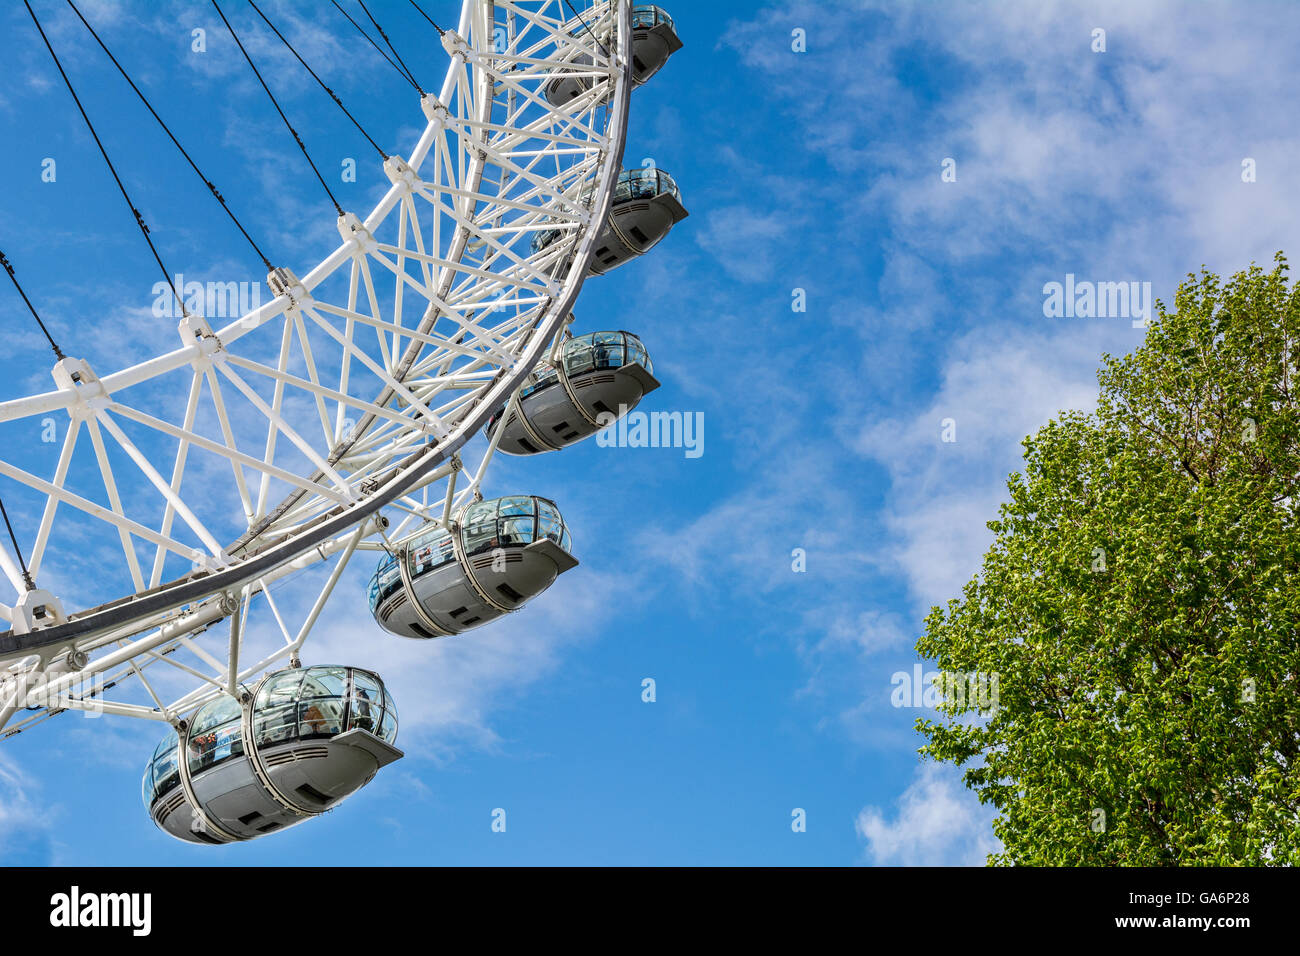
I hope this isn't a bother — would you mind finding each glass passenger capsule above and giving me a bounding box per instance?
[486,331,659,455]
[545,5,683,106]
[142,665,401,845]
[368,495,578,640]
[532,167,688,276]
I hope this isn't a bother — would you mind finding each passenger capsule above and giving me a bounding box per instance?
[369,495,577,639]
[142,665,401,845]
[545,5,683,107]
[487,331,659,455]
[533,167,688,275]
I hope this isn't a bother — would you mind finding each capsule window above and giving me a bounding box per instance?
[187,721,244,774]
[296,669,347,740]
[349,671,383,735]
[499,516,535,545]
[463,522,497,555]
[255,703,298,747]
[254,669,309,747]
[368,557,403,613]
[378,708,398,743]
[298,699,344,740]
[566,349,596,376]
[520,365,558,400]
[143,735,182,808]
[463,501,497,525]
[300,666,348,700]
[409,535,454,578]
[537,517,561,544]
[187,696,245,775]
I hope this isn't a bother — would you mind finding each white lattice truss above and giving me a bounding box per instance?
[0,0,632,737]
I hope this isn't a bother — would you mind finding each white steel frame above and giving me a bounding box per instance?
[0,0,632,737]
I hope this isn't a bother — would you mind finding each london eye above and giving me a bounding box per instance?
[0,0,685,844]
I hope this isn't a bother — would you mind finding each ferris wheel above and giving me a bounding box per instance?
[0,0,686,845]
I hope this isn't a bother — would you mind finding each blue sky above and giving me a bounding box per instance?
[1,0,1297,865]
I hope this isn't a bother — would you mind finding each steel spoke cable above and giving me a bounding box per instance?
[211,0,344,217]
[0,250,64,359]
[246,0,389,161]
[564,0,609,59]
[65,0,274,272]
[407,0,445,36]
[25,0,189,318]
[329,0,421,93]
[355,0,425,96]
[0,495,35,592]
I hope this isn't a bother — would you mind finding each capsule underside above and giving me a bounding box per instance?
[152,734,396,844]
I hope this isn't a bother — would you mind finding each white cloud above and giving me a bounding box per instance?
[695,204,802,283]
[0,752,50,861]
[0,753,37,833]
[856,762,999,866]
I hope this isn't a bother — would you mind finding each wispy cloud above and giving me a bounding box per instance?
[851,326,1104,609]
[0,751,54,863]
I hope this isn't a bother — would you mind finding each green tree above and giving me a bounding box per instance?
[917,255,1300,865]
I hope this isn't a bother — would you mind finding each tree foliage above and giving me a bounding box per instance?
[917,254,1300,865]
